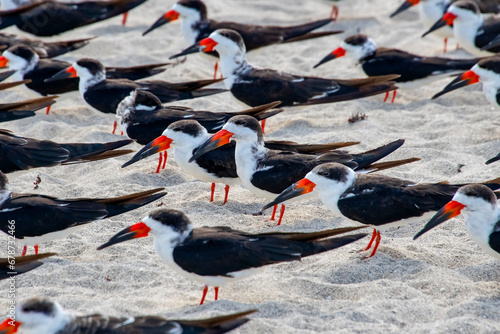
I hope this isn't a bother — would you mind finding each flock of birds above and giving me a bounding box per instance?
[0,0,498,332]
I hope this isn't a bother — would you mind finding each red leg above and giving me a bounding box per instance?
[443,38,448,53]
[120,131,123,136]
[155,153,162,174]
[260,119,266,134]
[223,185,230,205]
[122,12,128,26]
[112,121,117,134]
[362,231,381,260]
[200,285,208,305]
[45,105,51,115]
[270,204,277,221]
[456,43,459,50]
[210,183,216,202]
[34,245,39,255]
[21,246,27,256]
[213,62,218,80]
[162,151,167,169]
[360,228,377,252]
[277,204,286,226]
[330,5,339,21]
[391,90,397,104]
[214,287,219,301]
[383,91,389,103]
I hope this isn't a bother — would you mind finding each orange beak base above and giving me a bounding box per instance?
[0,56,9,68]
[199,37,218,52]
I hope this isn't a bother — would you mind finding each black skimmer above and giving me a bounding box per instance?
[414,184,500,259]
[0,45,170,114]
[0,0,146,36]
[260,163,500,259]
[0,253,55,280]
[0,129,134,173]
[46,58,226,131]
[391,0,455,52]
[98,208,367,304]
[313,34,483,102]
[0,95,56,123]
[423,1,500,56]
[0,298,255,334]
[122,118,358,204]
[0,33,92,58]
[143,0,338,45]
[116,91,283,173]
[0,171,166,256]
[183,29,398,108]
[189,115,419,225]
[431,57,498,105]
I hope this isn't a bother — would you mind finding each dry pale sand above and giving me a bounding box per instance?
[0,0,499,333]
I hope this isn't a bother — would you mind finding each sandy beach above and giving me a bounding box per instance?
[0,0,499,332]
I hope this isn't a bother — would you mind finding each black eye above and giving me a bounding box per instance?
[234,120,246,125]
[173,128,181,132]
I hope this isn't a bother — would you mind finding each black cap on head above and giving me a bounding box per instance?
[178,0,207,19]
[216,29,245,51]
[149,209,191,232]
[133,90,162,108]
[75,58,105,75]
[452,1,480,14]
[7,45,37,61]
[344,34,369,47]
[459,184,497,206]
[229,115,263,140]
[21,298,56,317]
[313,163,351,183]
[168,120,204,137]
[477,56,500,73]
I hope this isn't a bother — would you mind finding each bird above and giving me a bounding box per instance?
[0,0,147,36]
[0,297,255,334]
[431,56,497,105]
[0,95,56,123]
[391,0,455,53]
[189,115,419,225]
[116,92,283,173]
[97,208,367,304]
[313,34,483,103]
[0,45,170,114]
[0,253,55,280]
[180,29,398,108]
[143,0,340,59]
[0,129,134,173]
[121,118,358,204]
[0,33,93,58]
[0,171,167,256]
[414,184,500,259]
[422,1,500,56]
[46,58,226,127]
[260,162,500,259]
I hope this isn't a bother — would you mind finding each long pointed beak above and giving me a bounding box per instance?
[188,129,233,163]
[0,56,9,68]
[45,66,77,82]
[413,200,465,240]
[169,43,203,59]
[143,10,180,36]
[199,37,218,52]
[97,222,151,250]
[260,178,316,213]
[314,47,346,68]
[390,0,420,18]
[122,135,173,168]
[432,70,479,99]
[0,319,20,334]
[422,12,457,37]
